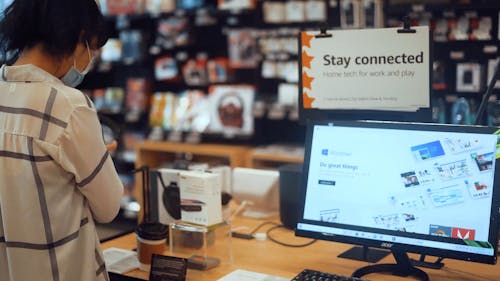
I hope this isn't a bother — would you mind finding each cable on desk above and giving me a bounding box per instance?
[232,221,278,240]
[249,221,281,235]
[266,224,317,248]
[233,221,317,248]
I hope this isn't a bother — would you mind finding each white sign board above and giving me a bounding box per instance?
[300,26,430,111]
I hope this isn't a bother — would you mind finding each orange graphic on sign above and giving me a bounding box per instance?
[303,92,315,109]
[302,71,314,90]
[302,50,314,69]
[301,32,314,49]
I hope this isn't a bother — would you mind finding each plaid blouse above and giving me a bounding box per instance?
[0,64,124,281]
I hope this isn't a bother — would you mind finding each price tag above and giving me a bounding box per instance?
[450,51,465,60]
[412,4,424,12]
[483,45,498,54]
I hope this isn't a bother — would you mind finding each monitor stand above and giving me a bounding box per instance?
[337,245,390,263]
[352,250,430,281]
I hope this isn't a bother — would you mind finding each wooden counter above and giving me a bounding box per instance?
[102,216,500,281]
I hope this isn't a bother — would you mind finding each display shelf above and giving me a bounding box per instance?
[135,141,252,169]
[385,1,500,14]
[245,145,304,169]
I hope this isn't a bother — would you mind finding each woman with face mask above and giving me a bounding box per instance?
[0,1,123,280]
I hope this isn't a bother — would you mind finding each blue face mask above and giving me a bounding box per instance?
[60,41,94,88]
[60,65,86,87]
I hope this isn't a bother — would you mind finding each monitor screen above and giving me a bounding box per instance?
[296,120,500,279]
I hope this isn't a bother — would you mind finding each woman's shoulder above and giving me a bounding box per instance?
[49,82,95,111]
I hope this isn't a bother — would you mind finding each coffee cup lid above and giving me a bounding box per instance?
[135,223,169,241]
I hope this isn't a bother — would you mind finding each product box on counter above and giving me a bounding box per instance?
[179,171,222,226]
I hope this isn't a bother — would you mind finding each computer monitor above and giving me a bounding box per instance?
[296,120,500,280]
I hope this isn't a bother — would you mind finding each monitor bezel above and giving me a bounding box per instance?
[296,120,500,265]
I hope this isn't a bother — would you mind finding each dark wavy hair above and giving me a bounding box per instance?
[0,0,108,62]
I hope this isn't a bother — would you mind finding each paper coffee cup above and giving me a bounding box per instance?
[135,223,169,271]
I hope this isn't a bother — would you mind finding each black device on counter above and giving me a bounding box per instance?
[278,163,303,229]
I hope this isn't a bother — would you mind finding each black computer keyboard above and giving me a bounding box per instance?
[291,269,370,281]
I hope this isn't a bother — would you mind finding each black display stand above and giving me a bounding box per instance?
[337,245,390,263]
[352,250,429,281]
[411,255,445,270]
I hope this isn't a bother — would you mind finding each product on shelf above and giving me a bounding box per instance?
[262,2,285,23]
[305,0,328,22]
[433,18,449,42]
[155,16,191,50]
[105,0,146,15]
[207,58,231,83]
[156,92,176,130]
[176,90,210,133]
[105,88,126,113]
[285,1,306,23]
[360,0,384,28]
[100,38,123,62]
[456,63,483,92]
[176,0,204,10]
[277,61,299,83]
[431,97,447,124]
[145,0,176,14]
[448,16,469,41]
[217,0,255,10]
[227,29,259,68]
[261,60,277,78]
[208,85,255,137]
[155,91,209,133]
[120,30,145,64]
[278,83,299,107]
[451,97,472,125]
[126,78,151,122]
[155,56,180,81]
[469,16,492,40]
[432,61,447,90]
[149,93,168,127]
[340,0,361,29]
[182,57,209,86]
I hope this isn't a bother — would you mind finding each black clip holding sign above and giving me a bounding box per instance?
[397,16,416,34]
[315,22,332,38]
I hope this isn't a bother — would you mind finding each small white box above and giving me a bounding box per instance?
[179,171,222,226]
[232,168,280,218]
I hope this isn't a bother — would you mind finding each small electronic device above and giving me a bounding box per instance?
[296,120,500,280]
[187,255,220,270]
[232,168,280,218]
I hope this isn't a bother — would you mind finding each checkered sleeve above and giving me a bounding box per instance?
[56,106,124,223]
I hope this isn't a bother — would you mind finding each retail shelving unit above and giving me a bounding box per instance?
[135,141,251,169]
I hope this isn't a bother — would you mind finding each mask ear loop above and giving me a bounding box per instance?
[85,40,92,60]
[71,41,92,71]
[82,40,95,74]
